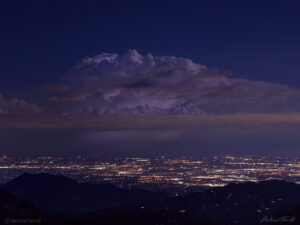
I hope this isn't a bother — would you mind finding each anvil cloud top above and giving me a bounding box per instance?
[5,49,299,116]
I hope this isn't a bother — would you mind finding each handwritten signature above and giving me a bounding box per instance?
[260,215,296,223]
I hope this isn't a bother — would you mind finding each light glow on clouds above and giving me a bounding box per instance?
[2,50,300,117]
[2,50,300,155]
[0,94,41,115]
[45,49,300,115]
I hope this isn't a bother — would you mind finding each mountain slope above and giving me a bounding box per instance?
[4,173,167,213]
[144,180,300,225]
[0,186,43,223]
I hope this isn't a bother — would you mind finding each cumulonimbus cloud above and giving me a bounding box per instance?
[46,49,300,115]
[0,94,42,115]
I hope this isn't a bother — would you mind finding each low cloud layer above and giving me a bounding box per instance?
[0,94,41,115]
[2,115,300,156]
[46,49,300,115]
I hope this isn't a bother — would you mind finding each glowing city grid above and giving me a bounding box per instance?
[1,155,300,190]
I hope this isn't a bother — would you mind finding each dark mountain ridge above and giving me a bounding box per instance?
[0,186,44,223]
[4,173,168,213]
[144,179,300,225]
[3,173,300,225]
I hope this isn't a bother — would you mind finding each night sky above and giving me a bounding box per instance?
[1,0,300,156]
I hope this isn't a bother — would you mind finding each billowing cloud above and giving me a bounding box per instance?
[47,49,300,115]
[0,94,42,115]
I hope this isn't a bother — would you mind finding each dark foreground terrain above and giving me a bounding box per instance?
[1,173,300,225]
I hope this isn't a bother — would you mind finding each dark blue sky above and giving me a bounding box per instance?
[1,0,300,101]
